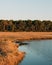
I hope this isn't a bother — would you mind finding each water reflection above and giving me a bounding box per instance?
[19,40,52,65]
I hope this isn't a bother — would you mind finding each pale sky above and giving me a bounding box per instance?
[0,0,52,20]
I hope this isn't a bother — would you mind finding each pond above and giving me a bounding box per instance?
[19,40,52,65]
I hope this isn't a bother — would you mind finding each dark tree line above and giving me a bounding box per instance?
[0,20,52,32]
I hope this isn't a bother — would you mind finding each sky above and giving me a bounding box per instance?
[0,0,52,20]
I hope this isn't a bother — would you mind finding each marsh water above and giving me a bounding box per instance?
[19,40,52,65]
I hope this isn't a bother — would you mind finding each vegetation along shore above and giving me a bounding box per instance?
[0,20,52,32]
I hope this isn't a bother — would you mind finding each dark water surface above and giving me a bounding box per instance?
[19,40,52,65]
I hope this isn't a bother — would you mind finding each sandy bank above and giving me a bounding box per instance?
[0,32,52,41]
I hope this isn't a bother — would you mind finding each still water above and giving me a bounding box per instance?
[19,40,52,65]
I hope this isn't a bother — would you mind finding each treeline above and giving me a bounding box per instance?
[0,20,52,32]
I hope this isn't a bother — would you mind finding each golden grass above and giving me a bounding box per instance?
[0,32,52,41]
[0,39,25,65]
[0,32,52,65]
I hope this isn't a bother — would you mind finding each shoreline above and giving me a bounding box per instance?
[0,32,52,65]
[0,39,25,65]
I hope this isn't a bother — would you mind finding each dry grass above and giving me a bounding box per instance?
[0,39,25,65]
[0,32,52,65]
[0,32,52,41]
